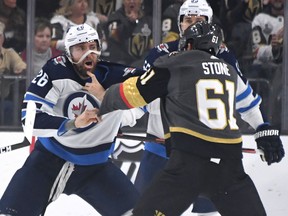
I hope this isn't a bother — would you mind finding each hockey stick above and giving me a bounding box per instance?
[0,101,37,155]
[1,133,262,155]
[116,134,262,155]
[24,100,37,144]
[116,134,165,144]
[0,137,30,154]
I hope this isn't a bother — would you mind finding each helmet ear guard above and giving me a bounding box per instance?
[178,21,223,55]
[64,23,101,63]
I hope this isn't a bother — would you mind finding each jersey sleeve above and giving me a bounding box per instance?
[235,75,264,129]
[21,61,68,137]
[143,40,178,70]
[99,67,170,115]
[217,45,265,129]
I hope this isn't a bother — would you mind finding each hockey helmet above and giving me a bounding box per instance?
[178,21,222,55]
[178,0,213,36]
[65,23,101,63]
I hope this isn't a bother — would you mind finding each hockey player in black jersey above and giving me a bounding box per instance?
[95,21,284,216]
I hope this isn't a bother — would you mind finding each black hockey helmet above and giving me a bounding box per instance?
[178,21,223,55]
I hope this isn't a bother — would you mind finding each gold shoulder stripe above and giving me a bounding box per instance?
[122,77,147,107]
[170,127,242,144]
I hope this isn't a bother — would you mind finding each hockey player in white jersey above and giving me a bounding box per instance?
[0,23,144,216]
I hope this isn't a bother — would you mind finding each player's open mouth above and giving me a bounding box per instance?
[84,61,93,69]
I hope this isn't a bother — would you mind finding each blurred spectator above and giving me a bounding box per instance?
[18,0,60,20]
[106,0,153,67]
[219,0,263,64]
[0,21,26,125]
[21,18,62,78]
[0,0,26,53]
[250,0,284,128]
[50,0,101,52]
[92,0,123,24]
[161,0,183,43]
[207,0,221,18]
[142,0,176,16]
[251,0,284,65]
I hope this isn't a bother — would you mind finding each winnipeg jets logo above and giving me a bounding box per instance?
[71,95,87,117]
[63,92,99,119]
[156,43,169,53]
[53,56,66,67]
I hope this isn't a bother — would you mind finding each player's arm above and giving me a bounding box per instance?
[218,45,265,128]
[143,41,178,70]
[22,62,88,138]
[236,76,284,165]
[99,67,169,116]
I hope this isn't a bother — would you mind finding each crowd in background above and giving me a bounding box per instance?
[0,0,285,131]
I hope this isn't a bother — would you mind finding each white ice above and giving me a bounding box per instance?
[1,132,288,216]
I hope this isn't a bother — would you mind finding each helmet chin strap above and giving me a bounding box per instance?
[69,50,101,65]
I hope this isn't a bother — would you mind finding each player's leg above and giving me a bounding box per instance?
[0,142,65,216]
[66,160,139,216]
[210,159,266,216]
[132,150,207,216]
[192,196,219,216]
[134,146,168,194]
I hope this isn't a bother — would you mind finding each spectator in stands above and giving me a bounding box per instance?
[251,0,284,66]
[50,0,101,52]
[219,0,263,68]
[21,18,62,78]
[142,0,175,16]
[0,21,26,125]
[92,0,121,24]
[18,0,60,20]
[106,0,153,67]
[250,0,284,128]
[161,0,183,43]
[0,0,26,53]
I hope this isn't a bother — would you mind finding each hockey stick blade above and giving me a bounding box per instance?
[0,137,30,154]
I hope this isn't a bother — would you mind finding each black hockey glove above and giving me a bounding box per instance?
[254,124,285,165]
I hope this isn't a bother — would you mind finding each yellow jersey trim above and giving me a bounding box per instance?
[170,127,242,144]
[122,77,147,107]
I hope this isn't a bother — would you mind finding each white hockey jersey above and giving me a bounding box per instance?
[22,56,144,165]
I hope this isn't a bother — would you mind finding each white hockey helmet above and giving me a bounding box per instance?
[65,23,101,63]
[178,0,213,36]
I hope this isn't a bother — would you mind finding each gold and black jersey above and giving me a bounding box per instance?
[100,50,243,159]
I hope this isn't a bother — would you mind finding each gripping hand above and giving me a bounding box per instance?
[254,124,285,165]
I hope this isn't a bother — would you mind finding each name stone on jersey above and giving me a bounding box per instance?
[202,62,230,76]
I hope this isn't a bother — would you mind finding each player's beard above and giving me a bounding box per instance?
[74,63,96,79]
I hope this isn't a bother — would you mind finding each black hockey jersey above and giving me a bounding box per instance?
[100,50,246,159]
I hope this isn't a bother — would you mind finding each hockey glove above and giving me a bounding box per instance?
[254,124,285,165]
